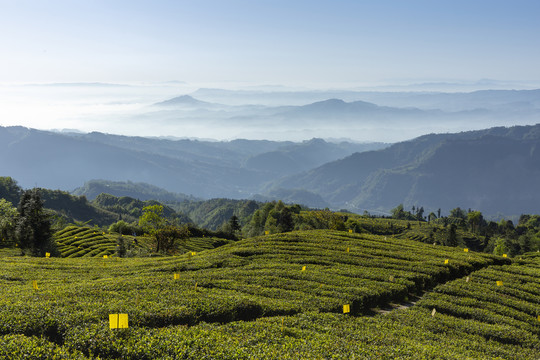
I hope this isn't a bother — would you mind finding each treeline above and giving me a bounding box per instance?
[0,185,56,256]
[389,204,540,256]
[2,176,540,257]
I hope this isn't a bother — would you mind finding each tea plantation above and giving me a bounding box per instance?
[0,230,539,359]
[54,226,233,257]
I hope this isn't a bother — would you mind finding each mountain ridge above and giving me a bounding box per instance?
[270,124,540,215]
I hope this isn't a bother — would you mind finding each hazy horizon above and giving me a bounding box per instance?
[1,81,539,143]
[2,1,540,142]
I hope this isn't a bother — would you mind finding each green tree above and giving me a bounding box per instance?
[229,215,241,231]
[15,189,54,256]
[0,177,22,205]
[449,207,467,220]
[154,225,190,254]
[391,204,405,219]
[390,204,415,220]
[445,224,458,247]
[138,205,190,253]
[138,205,166,234]
[467,211,483,233]
[0,199,19,245]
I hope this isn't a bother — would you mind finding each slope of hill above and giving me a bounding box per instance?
[272,124,540,216]
[244,137,387,175]
[53,225,232,257]
[0,126,379,199]
[72,179,197,202]
[1,230,537,358]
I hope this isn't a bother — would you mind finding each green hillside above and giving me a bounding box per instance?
[273,123,540,215]
[1,229,537,358]
[54,226,145,258]
[53,225,234,258]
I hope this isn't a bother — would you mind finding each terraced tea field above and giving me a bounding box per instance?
[0,230,538,359]
[55,226,127,257]
[54,226,233,257]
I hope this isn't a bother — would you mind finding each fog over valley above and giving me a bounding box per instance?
[1,82,540,143]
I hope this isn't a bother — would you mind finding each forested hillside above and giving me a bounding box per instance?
[272,124,540,216]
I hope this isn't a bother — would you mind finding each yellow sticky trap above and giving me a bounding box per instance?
[103,255,108,259]
[32,280,38,290]
[174,273,180,280]
[301,266,306,271]
[281,318,284,331]
[444,259,449,264]
[496,281,503,286]
[194,282,198,290]
[45,252,50,258]
[109,314,128,329]
[431,308,436,317]
[463,248,468,252]
[502,254,507,258]
[466,276,470,282]
[348,229,353,233]
[343,304,350,314]
[346,247,350,253]
[264,230,269,235]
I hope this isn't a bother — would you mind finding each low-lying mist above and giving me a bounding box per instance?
[1,83,539,143]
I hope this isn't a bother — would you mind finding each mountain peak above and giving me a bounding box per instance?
[154,95,212,107]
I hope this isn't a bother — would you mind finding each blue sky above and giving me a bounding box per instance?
[1,0,540,86]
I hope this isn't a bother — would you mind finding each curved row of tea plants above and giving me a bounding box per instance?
[56,253,540,359]
[1,229,532,359]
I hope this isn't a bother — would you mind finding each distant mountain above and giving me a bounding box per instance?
[132,89,540,143]
[189,87,540,111]
[154,95,217,108]
[271,124,540,216]
[0,126,263,198]
[0,126,379,200]
[251,188,330,209]
[274,98,429,119]
[244,138,387,175]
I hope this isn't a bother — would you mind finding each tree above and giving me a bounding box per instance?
[449,207,467,220]
[228,215,241,233]
[15,189,54,256]
[390,204,415,220]
[138,205,166,234]
[467,211,483,233]
[445,224,458,247]
[154,225,190,254]
[0,199,19,245]
[0,177,22,205]
[416,206,425,221]
[138,205,190,253]
[391,204,405,219]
